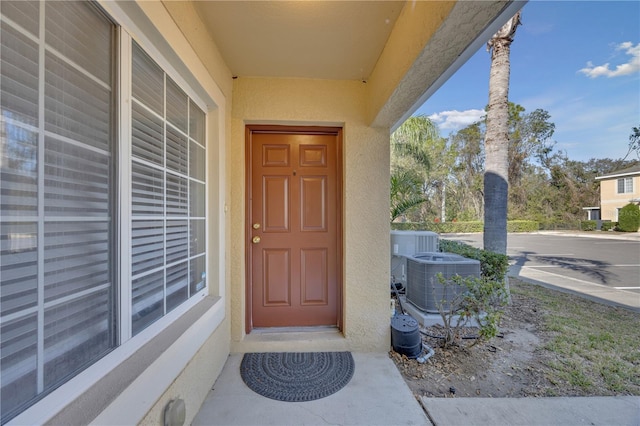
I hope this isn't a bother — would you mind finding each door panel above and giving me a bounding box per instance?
[301,248,328,305]
[301,176,326,231]
[263,249,290,306]
[263,144,290,167]
[263,176,289,232]
[300,145,327,166]
[247,127,341,329]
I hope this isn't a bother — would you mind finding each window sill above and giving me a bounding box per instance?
[8,296,224,426]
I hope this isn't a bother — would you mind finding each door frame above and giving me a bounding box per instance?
[245,124,343,333]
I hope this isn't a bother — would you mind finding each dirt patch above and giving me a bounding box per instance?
[390,286,566,398]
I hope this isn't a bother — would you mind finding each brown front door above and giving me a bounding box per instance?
[246,126,342,330]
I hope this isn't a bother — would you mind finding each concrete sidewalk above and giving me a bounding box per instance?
[193,352,640,426]
[533,230,640,242]
[421,395,640,426]
[193,352,429,425]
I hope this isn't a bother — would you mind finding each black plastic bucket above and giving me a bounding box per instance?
[391,314,422,358]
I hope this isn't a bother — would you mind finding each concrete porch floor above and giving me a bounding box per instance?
[192,352,429,425]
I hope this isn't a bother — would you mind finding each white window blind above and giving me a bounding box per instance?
[1,1,115,423]
[130,41,206,336]
[617,177,633,194]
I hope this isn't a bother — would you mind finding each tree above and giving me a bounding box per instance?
[621,125,640,162]
[390,169,425,221]
[391,115,451,222]
[507,105,556,185]
[446,104,559,222]
[448,122,485,220]
[483,10,521,255]
[391,115,438,174]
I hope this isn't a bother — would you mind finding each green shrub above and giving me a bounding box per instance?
[538,221,582,231]
[435,273,508,348]
[581,220,596,231]
[617,203,640,232]
[507,220,539,232]
[432,241,510,347]
[438,239,509,283]
[391,221,483,233]
[582,220,615,231]
[390,220,538,233]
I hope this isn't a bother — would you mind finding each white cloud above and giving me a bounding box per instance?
[428,109,486,131]
[578,41,640,78]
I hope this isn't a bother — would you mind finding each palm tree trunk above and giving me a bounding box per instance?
[441,183,446,222]
[483,11,521,255]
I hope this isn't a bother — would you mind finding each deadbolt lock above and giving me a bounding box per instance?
[252,236,261,244]
[252,223,261,229]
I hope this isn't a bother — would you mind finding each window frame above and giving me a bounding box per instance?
[617,177,633,194]
[113,8,213,357]
[124,34,209,341]
[114,5,220,337]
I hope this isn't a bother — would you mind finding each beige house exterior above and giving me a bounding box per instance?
[595,164,640,221]
[1,1,522,424]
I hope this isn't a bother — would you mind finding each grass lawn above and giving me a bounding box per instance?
[511,280,640,395]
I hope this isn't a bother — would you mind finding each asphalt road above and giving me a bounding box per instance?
[441,232,640,299]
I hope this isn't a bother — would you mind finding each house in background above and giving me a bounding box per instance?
[582,206,601,221]
[595,164,640,221]
[0,1,521,424]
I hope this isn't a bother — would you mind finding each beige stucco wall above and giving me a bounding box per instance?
[230,77,391,353]
[599,176,640,220]
[138,322,231,426]
[160,1,234,99]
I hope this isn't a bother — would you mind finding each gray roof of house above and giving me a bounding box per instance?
[595,163,640,180]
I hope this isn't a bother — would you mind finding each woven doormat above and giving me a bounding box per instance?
[240,352,355,402]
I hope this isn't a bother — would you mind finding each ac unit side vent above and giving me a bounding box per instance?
[390,231,439,256]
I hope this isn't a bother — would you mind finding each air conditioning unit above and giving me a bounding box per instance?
[405,252,480,313]
[390,230,439,256]
[390,231,439,288]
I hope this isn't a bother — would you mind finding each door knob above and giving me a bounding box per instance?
[252,236,261,244]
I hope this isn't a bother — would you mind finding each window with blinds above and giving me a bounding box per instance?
[1,2,115,421]
[0,2,207,423]
[617,177,633,194]
[130,41,206,335]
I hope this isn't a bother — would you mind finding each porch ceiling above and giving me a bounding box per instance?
[191,1,405,80]
[182,0,521,128]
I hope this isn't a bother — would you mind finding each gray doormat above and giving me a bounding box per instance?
[240,352,355,402]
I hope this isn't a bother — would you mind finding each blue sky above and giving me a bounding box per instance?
[415,0,640,162]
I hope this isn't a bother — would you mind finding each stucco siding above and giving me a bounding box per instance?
[161,0,234,99]
[138,319,231,426]
[231,77,391,352]
[599,176,640,220]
